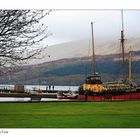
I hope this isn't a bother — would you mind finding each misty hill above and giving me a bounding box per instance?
[0,51,140,86]
[28,37,140,64]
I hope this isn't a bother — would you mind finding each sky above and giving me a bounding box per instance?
[43,10,140,46]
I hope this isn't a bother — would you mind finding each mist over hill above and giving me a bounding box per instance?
[28,37,140,65]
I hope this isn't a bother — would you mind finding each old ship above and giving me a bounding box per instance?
[78,11,140,101]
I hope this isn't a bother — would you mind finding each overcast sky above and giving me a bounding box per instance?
[43,10,140,46]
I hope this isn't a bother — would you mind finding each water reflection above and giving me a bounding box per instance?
[0,97,59,102]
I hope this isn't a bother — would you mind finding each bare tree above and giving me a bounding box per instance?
[0,10,51,67]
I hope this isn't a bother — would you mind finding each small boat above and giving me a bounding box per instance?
[57,91,78,99]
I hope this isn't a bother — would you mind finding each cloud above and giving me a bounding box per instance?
[45,10,140,45]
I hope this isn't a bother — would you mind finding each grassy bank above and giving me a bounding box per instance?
[0,101,140,128]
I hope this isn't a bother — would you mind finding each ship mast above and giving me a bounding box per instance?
[120,10,126,82]
[129,46,132,85]
[91,22,96,77]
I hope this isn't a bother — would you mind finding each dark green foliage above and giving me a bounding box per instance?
[43,61,120,76]
[44,63,87,76]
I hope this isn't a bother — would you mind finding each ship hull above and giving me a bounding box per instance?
[78,91,140,101]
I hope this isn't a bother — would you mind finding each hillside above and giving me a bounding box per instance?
[27,38,140,64]
[0,51,140,86]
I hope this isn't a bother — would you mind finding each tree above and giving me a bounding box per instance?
[0,10,51,67]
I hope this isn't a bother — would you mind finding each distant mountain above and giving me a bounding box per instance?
[28,38,140,65]
[0,50,140,86]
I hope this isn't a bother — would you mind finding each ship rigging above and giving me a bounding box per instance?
[78,11,140,101]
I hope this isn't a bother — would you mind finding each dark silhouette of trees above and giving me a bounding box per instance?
[0,10,51,67]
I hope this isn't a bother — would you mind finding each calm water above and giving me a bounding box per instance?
[0,97,59,102]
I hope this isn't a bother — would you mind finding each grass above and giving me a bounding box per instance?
[0,101,140,128]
